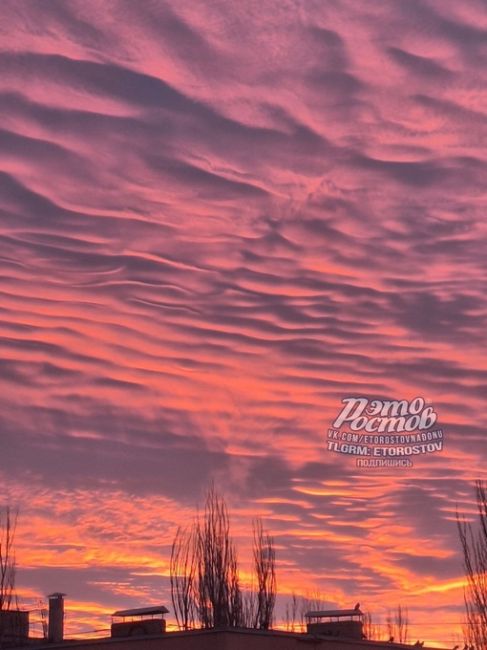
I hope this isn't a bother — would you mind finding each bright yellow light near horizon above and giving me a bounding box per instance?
[413,578,467,595]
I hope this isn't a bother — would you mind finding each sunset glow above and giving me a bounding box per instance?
[0,1,486,649]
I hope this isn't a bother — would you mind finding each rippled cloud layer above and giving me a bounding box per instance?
[0,1,486,646]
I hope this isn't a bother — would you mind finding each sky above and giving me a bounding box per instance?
[0,0,486,647]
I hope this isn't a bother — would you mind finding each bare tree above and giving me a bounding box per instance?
[38,600,48,640]
[0,507,17,612]
[170,525,196,630]
[284,592,299,632]
[283,590,327,633]
[241,583,257,629]
[0,507,20,648]
[299,590,327,632]
[363,611,382,641]
[386,604,409,644]
[252,519,276,629]
[195,485,242,628]
[396,604,409,644]
[227,546,243,627]
[169,488,278,631]
[462,610,482,650]
[457,480,487,650]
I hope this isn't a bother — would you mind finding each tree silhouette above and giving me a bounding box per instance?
[252,519,276,629]
[0,506,20,648]
[170,525,196,630]
[386,604,409,644]
[457,480,487,649]
[169,487,277,630]
[195,485,241,628]
[0,507,17,612]
[362,610,383,640]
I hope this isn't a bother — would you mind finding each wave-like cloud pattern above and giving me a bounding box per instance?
[0,1,486,646]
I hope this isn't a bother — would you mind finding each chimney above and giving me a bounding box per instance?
[48,593,65,643]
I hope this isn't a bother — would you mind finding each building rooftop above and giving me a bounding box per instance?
[17,626,449,650]
[305,609,364,618]
[112,607,169,618]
